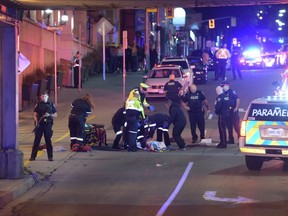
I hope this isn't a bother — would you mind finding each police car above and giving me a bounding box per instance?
[239,96,288,170]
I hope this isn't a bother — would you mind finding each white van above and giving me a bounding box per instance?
[239,96,288,170]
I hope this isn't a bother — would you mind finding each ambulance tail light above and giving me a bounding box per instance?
[240,120,246,137]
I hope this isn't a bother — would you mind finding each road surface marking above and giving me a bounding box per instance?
[203,191,258,204]
[156,162,193,216]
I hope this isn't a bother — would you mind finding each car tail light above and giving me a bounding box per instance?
[240,120,246,137]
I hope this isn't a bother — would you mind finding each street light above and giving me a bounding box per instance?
[46,10,68,106]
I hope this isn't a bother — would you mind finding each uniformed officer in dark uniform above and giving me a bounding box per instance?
[166,99,187,150]
[30,92,57,161]
[182,84,210,143]
[146,113,171,148]
[69,94,95,151]
[231,45,242,80]
[111,106,126,149]
[73,51,80,88]
[221,81,240,144]
[215,86,230,148]
[164,74,183,103]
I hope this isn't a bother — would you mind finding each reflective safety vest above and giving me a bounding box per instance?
[125,97,145,119]
[216,48,230,59]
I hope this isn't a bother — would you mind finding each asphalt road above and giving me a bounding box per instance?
[2,67,288,216]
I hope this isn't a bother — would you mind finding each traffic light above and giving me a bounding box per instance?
[166,8,174,18]
[208,19,215,29]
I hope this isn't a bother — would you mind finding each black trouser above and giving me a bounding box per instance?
[188,111,205,141]
[74,66,79,88]
[216,59,227,80]
[112,123,123,148]
[226,110,240,142]
[172,124,186,149]
[68,114,85,148]
[218,114,227,146]
[148,124,171,146]
[231,63,242,80]
[126,116,138,151]
[31,122,53,159]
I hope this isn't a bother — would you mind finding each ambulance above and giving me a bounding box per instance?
[239,96,288,170]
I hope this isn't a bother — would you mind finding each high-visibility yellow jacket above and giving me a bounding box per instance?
[125,97,145,119]
[128,88,150,108]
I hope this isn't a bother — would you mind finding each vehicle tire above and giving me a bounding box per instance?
[245,155,263,171]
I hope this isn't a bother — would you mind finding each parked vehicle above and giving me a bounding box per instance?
[143,65,190,98]
[187,56,208,84]
[160,57,193,84]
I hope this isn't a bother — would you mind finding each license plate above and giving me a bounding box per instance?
[268,128,282,136]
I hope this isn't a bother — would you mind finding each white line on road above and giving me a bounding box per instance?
[155,162,194,216]
[203,191,258,204]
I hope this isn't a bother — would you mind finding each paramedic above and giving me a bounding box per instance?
[221,81,240,144]
[30,92,57,161]
[215,86,229,148]
[111,106,126,149]
[181,84,210,143]
[68,93,95,151]
[128,83,155,112]
[125,90,144,152]
[146,113,171,148]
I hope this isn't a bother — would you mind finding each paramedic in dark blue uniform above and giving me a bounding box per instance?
[69,94,95,150]
[221,81,240,144]
[181,84,210,143]
[166,99,187,150]
[146,113,171,148]
[111,106,126,149]
[215,86,230,148]
[164,74,183,103]
[30,92,57,161]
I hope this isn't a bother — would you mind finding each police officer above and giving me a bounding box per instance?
[182,84,210,143]
[146,113,171,149]
[231,45,242,80]
[166,99,187,151]
[125,90,144,152]
[215,43,231,80]
[69,93,95,151]
[221,81,240,144]
[215,86,230,148]
[111,106,126,149]
[164,74,183,103]
[73,51,80,88]
[30,92,57,161]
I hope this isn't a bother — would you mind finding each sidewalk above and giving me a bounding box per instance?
[0,71,241,208]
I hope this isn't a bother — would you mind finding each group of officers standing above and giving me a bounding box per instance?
[112,73,240,152]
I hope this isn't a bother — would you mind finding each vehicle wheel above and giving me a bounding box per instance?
[245,156,263,171]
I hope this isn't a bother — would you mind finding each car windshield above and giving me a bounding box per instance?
[148,69,181,78]
[161,61,188,69]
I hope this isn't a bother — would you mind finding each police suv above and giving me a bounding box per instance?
[239,96,288,170]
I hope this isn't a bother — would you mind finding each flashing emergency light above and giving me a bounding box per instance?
[242,48,261,58]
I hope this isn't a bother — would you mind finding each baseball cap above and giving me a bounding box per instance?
[221,81,230,86]
[140,83,149,88]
